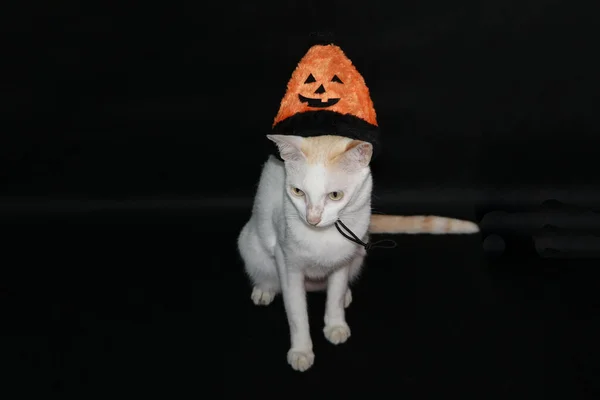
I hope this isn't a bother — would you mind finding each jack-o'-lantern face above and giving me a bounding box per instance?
[297,72,344,108]
[273,44,378,127]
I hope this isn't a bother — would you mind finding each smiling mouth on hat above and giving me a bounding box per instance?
[298,94,340,108]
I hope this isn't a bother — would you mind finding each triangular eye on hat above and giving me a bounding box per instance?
[273,44,377,128]
[304,73,342,84]
[304,74,316,83]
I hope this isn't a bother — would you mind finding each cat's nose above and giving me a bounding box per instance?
[307,215,322,226]
[306,205,323,226]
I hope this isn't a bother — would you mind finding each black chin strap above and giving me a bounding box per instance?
[334,219,397,251]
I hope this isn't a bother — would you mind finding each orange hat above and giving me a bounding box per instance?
[271,43,381,158]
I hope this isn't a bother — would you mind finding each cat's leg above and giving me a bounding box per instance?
[275,248,314,372]
[237,222,280,306]
[344,288,353,309]
[307,280,352,307]
[343,247,367,309]
[323,265,351,345]
[323,252,365,345]
[305,277,352,308]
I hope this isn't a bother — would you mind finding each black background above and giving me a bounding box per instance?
[2,1,599,397]
[4,0,600,199]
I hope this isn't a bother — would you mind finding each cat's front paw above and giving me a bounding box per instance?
[251,287,276,306]
[287,349,315,372]
[324,323,351,345]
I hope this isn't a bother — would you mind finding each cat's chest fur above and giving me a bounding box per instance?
[287,221,366,277]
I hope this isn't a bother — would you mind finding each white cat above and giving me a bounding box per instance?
[237,134,478,372]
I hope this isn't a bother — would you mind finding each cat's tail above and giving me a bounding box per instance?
[369,214,479,235]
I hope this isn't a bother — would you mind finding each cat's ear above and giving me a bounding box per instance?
[266,135,306,162]
[337,140,373,171]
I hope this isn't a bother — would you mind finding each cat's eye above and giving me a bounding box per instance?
[328,191,344,201]
[291,187,305,197]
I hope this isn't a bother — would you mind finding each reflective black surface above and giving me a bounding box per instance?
[1,210,597,396]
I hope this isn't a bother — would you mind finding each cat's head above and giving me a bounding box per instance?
[267,134,373,228]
